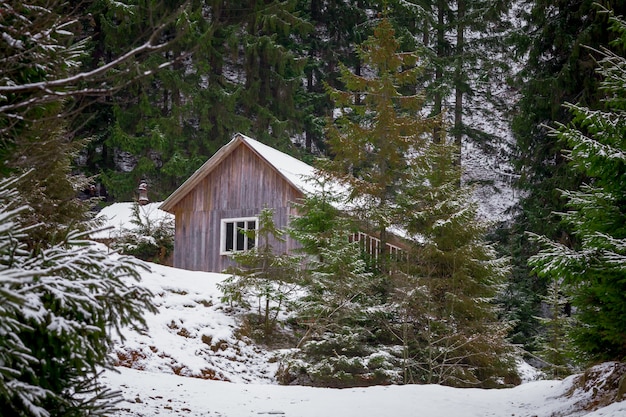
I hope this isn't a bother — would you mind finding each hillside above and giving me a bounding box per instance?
[103,260,626,417]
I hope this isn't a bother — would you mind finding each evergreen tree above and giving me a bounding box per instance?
[288,176,351,259]
[505,0,626,351]
[7,125,93,246]
[390,142,515,387]
[0,0,172,144]
[279,180,394,386]
[237,0,311,145]
[111,202,175,264]
[529,8,626,362]
[0,177,156,417]
[324,16,437,272]
[0,1,96,231]
[0,3,173,415]
[320,16,514,387]
[535,279,573,378]
[0,0,190,221]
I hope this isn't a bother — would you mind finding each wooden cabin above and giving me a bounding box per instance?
[160,133,316,272]
[161,133,410,273]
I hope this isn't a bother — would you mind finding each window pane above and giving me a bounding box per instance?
[225,222,234,251]
[247,220,256,250]
[236,221,245,251]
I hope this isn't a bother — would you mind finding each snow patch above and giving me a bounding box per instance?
[101,255,626,417]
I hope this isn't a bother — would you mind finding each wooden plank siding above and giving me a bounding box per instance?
[169,143,304,272]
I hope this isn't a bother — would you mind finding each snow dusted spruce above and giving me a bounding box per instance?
[0,177,156,417]
[529,8,626,364]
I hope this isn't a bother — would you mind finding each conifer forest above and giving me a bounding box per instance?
[1,0,626,416]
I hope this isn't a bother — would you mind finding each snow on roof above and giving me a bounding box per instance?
[238,133,319,194]
[239,135,354,208]
[160,133,337,213]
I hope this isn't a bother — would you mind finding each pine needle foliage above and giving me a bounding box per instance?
[324,16,438,273]
[529,7,626,362]
[0,176,156,417]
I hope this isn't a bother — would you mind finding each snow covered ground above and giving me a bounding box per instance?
[103,365,626,417]
[103,260,626,417]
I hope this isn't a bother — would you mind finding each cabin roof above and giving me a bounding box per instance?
[160,133,317,213]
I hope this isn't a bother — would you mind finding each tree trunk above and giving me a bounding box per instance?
[454,0,465,167]
[433,0,445,143]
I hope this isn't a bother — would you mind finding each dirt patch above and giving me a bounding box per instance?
[115,349,147,369]
[566,362,626,412]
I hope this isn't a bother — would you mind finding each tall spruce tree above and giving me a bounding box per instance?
[282,18,439,386]
[506,0,626,350]
[529,7,626,362]
[0,0,185,235]
[322,16,514,387]
[324,16,437,272]
[77,0,215,201]
[237,1,311,146]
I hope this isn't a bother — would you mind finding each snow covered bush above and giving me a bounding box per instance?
[111,202,174,264]
[0,177,156,417]
[277,333,401,387]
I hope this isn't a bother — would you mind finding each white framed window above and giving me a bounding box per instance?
[220,217,258,254]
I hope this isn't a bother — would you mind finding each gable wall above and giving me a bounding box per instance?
[171,144,303,272]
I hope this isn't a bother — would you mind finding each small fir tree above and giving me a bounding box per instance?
[219,208,303,342]
[112,202,174,264]
[535,279,574,379]
[287,176,349,260]
[280,185,396,386]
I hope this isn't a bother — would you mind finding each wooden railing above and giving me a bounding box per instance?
[350,231,405,262]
